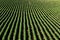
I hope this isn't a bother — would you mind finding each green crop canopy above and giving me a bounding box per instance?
[0,0,60,40]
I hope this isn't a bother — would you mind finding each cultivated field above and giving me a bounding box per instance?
[0,0,60,40]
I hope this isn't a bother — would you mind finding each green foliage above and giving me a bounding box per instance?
[0,0,60,40]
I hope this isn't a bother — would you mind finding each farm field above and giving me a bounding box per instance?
[0,0,60,40]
